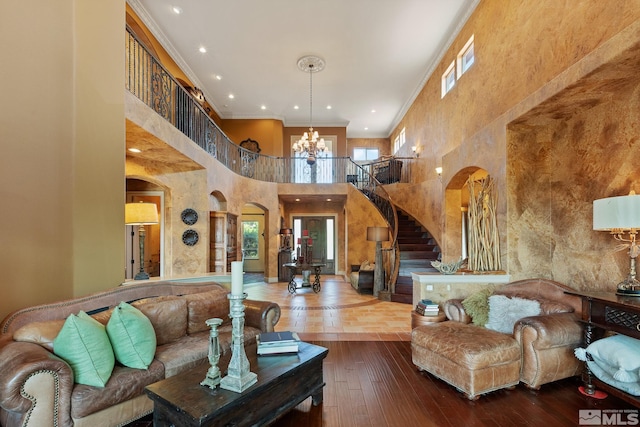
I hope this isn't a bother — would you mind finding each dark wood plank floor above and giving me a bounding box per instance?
[130,340,636,427]
[273,341,636,427]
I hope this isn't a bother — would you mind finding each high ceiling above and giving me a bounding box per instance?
[129,0,478,138]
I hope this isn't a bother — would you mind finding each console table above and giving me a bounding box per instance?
[282,262,324,294]
[565,290,640,407]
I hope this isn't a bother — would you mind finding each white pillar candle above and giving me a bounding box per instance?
[231,261,244,296]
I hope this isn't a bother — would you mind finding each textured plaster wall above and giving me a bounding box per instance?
[126,93,281,280]
[387,0,640,290]
[507,40,640,290]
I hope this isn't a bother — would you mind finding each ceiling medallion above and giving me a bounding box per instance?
[292,56,326,165]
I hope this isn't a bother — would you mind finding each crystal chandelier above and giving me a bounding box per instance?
[292,56,326,165]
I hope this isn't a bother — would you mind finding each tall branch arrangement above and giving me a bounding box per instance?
[467,175,501,272]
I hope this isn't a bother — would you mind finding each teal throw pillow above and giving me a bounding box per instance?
[106,301,156,369]
[53,311,115,387]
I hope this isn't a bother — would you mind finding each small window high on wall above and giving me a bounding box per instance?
[441,61,456,98]
[393,127,406,154]
[457,34,475,78]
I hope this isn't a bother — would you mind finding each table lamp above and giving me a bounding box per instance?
[126,202,159,280]
[593,192,640,296]
[367,226,390,296]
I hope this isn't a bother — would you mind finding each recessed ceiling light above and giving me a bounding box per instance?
[364,127,369,130]
[326,105,332,110]
[295,198,300,202]
[294,105,299,110]
[326,198,332,202]
[214,75,222,80]
[172,6,182,14]
[228,94,234,99]
[371,109,376,113]
[128,148,141,153]
[261,105,266,110]
[199,46,207,53]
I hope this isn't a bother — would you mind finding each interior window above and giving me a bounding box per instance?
[353,148,379,162]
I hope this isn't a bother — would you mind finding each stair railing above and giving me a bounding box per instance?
[126,27,402,293]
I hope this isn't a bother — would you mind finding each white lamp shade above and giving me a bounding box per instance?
[125,202,159,225]
[593,195,640,230]
[367,226,390,242]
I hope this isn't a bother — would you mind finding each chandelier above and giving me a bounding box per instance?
[292,56,326,165]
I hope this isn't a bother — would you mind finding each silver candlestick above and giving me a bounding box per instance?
[220,293,257,393]
[201,318,223,389]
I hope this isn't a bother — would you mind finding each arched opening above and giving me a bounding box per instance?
[125,178,167,279]
[443,167,489,263]
[241,203,268,282]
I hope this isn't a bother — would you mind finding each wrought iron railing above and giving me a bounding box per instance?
[125,26,400,292]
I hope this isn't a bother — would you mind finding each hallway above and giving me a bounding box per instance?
[245,275,413,342]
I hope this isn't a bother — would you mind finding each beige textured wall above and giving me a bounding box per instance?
[389,0,640,290]
[507,38,640,290]
[0,2,125,319]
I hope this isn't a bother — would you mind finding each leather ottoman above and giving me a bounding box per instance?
[411,321,521,399]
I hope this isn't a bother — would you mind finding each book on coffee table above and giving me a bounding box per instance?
[257,331,301,355]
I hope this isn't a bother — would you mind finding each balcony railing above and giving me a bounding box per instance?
[125,26,401,291]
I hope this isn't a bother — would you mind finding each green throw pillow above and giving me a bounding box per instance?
[53,311,115,387]
[461,288,494,326]
[106,302,156,369]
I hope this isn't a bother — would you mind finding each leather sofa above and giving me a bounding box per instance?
[0,281,280,427]
[411,278,583,399]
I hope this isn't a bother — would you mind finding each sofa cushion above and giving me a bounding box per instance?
[485,295,541,334]
[53,311,115,387]
[106,302,156,369]
[132,296,188,345]
[70,359,164,418]
[461,288,494,326]
[184,287,232,335]
[412,321,520,370]
[13,319,65,351]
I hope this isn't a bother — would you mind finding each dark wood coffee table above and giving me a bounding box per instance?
[145,342,328,426]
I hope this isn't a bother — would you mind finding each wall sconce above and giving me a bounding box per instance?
[435,167,443,182]
[412,145,419,158]
[593,191,640,296]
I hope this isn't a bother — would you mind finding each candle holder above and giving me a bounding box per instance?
[220,293,257,393]
[200,318,223,389]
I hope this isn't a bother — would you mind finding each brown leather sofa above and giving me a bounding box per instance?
[411,278,583,399]
[0,281,280,427]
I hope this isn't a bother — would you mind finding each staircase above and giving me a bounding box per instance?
[391,211,440,304]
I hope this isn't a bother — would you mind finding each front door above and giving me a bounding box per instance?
[292,216,335,274]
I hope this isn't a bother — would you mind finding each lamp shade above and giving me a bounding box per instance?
[125,202,159,225]
[367,226,389,242]
[593,195,640,230]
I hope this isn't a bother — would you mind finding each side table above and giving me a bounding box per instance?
[411,310,446,329]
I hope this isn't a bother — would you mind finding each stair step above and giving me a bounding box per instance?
[390,294,413,304]
[395,275,413,285]
[400,251,438,259]
[394,282,413,293]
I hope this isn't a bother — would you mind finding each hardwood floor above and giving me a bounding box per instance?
[128,277,637,426]
[272,341,636,427]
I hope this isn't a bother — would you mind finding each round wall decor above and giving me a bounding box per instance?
[181,208,198,225]
[182,229,199,246]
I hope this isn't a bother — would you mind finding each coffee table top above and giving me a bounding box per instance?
[145,341,328,422]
